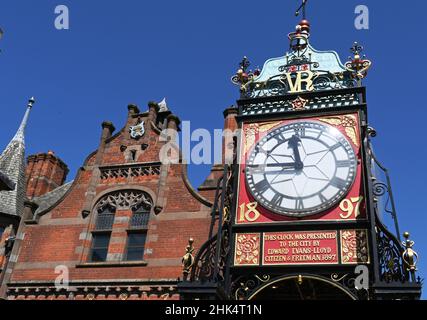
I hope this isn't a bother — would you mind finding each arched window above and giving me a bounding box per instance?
[89,205,116,262]
[89,190,153,262]
[125,202,151,261]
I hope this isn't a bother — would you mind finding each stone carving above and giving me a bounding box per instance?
[95,190,153,212]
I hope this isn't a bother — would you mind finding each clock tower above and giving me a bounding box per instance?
[178,3,422,300]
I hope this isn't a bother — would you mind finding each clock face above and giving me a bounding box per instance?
[245,121,357,217]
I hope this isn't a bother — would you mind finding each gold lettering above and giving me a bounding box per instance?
[285,71,315,93]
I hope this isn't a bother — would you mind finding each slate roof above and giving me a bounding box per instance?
[32,181,73,217]
[0,101,33,217]
[0,170,15,191]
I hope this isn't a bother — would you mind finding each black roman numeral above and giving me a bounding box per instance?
[275,133,287,143]
[329,143,341,151]
[294,127,306,137]
[318,193,328,203]
[296,199,304,210]
[336,160,352,167]
[271,194,283,207]
[256,145,268,155]
[330,177,347,189]
[247,165,265,175]
[255,179,270,194]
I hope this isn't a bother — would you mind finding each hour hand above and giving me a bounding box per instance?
[288,135,304,170]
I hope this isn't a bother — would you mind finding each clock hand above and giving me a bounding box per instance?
[247,162,296,168]
[288,135,304,170]
[265,169,297,175]
[246,164,297,175]
[265,162,297,168]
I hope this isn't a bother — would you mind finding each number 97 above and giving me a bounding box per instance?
[339,196,364,219]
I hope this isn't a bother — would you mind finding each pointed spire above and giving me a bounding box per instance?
[11,97,35,145]
[0,97,35,217]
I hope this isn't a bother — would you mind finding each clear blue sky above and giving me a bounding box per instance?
[0,0,425,298]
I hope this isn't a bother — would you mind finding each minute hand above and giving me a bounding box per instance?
[264,162,296,167]
[288,135,304,170]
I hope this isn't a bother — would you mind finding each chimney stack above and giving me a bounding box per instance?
[26,151,69,199]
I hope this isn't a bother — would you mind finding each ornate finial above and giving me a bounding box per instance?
[239,56,250,72]
[295,0,308,20]
[402,232,419,280]
[231,57,260,95]
[182,238,195,281]
[28,97,35,108]
[288,21,310,53]
[350,42,364,56]
[345,42,372,81]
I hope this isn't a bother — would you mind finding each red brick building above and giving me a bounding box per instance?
[0,8,422,300]
[0,99,236,300]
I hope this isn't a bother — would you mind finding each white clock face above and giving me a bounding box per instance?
[245,121,357,217]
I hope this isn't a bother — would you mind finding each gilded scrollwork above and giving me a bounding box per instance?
[340,230,369,264]
[244,124,259,155]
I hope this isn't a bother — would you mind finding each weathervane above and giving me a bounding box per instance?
[295,0,308,19]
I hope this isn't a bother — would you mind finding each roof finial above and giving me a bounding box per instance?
[28,96,35,108]
[295,0,308,20]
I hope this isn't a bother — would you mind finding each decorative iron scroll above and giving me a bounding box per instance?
[230,273,364,300]
[241,70,356,99]
[330,273,369,300]
[367,139,420,284]
[231,274,271,300]
[95,190,153,212]
[190,234,218,282]
[376,224,407,283]
[231,46,358,99]
[189,165,235,286]
[100,163,161,179]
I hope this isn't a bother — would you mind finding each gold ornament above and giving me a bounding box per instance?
[318,115,359,147]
